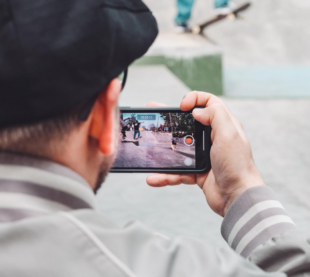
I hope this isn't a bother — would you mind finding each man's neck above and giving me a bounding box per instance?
[0,148,98,192]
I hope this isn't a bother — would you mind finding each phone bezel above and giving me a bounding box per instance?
[110,107,211,174]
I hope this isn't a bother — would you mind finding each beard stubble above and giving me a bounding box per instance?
[93,106,120,193]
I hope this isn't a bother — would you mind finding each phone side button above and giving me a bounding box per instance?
[203,130,205,151]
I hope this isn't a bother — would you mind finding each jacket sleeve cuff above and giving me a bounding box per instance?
[221,186,296,258]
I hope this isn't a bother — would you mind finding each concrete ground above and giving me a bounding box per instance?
[96,66,310,248]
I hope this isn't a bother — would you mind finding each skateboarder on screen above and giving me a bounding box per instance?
[171,138,177,151]
[175,0,236,33]
[133,120,144,140]
[120,114,130,140]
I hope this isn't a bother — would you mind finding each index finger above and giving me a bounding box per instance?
[181,91,244,133]
[180,91,224,111]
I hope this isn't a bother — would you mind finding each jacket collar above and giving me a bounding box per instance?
[0,152,96,222]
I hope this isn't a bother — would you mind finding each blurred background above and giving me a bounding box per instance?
[97,0,310,247]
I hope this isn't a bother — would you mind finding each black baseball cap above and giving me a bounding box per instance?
[0,0,158,128]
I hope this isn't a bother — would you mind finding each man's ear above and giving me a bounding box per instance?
[89,78,121,155]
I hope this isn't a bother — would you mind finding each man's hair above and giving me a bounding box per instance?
[0,109,81,155]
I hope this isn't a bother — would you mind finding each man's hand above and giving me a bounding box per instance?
[146,91,265,217]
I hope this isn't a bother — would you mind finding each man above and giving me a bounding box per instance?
[171,138,177,151]
[175,0,236,33]
[0,0,309,276]
[120,114,130,140]
[133,120,144,140]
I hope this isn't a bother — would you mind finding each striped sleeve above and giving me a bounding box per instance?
[221,186,296,258]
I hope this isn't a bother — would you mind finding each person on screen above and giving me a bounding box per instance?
[133,120,144,140]
[120,114,129,140]
[171,138,177,151]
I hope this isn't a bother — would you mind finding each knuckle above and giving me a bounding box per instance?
[210,94,222,101]
[189,90,198,97]
[209,103,225,112]
[180,175,190,184]
[161,175,171,185]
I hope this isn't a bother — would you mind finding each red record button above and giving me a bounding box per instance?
[184,135,194,146]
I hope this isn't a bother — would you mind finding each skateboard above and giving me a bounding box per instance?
[121,140,139,146]
[190,2,251,35]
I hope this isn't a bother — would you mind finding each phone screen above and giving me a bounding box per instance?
[114,111,204,170]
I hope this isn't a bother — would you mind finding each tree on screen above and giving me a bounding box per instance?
[159,113,195,132]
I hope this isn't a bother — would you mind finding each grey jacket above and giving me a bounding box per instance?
[0,152,309,277]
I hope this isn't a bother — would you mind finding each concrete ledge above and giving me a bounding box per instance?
[133,33,223,95]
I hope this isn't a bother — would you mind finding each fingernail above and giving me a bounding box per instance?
[182,93,188,100]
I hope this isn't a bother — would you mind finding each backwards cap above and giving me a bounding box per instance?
[0,0,158,128]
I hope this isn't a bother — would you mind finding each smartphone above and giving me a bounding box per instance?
[111,107,211,173]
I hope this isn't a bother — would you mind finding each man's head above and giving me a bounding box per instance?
[0,78,122,192]
[0,0,158,192]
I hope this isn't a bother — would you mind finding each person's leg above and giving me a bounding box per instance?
[175,0,195,25]
[138,130,141,138]
[214,0,229,8]
[121,127,126,139]
[214,0,236,15]
[134,130,137,139]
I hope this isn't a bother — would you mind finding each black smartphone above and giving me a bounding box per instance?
[111,107,211,173]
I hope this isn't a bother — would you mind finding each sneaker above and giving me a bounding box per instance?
[215,1,237,16]
[174,22,190,34]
